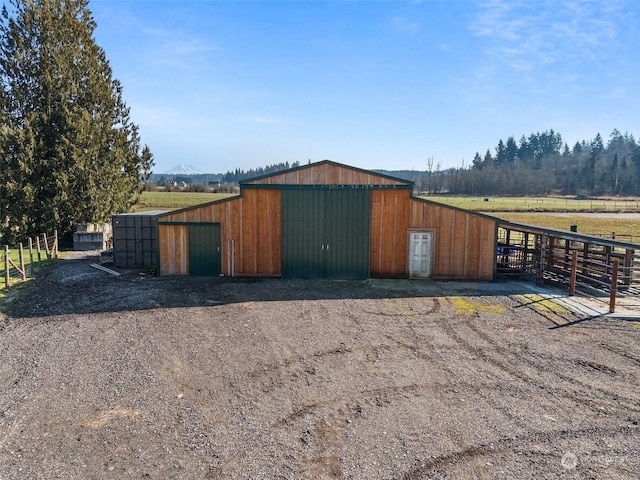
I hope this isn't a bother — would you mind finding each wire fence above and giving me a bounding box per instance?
[1,232,58,289]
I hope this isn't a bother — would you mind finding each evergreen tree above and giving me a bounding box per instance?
[505,136,518,164]
[494,139,506,166]
[0,0,153,243]
[611,152,620,194]
[472,152,483,170]
[483,149,494,169]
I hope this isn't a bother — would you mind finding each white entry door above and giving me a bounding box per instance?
[409,231,433,278]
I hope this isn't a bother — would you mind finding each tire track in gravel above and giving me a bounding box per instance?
[255,297,448,478]
[440,301,640,416]
[470,315,640,412]
[598,342,640,366]
[399,424,640,480]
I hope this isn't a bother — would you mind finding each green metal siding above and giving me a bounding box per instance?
[324,189,370,279]
[282,189,370,279]
[188,224,221,276]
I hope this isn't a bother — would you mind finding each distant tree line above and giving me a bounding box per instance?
[449,129,640,196]
[221,161,301,184]
[150,129,640,198]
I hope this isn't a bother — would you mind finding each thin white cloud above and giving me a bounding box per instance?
[143,26,216,69]
[607,87,626,100]
[468,0,629,88]
[390,16,421,36]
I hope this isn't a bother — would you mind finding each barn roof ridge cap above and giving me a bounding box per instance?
[239,159,414,186]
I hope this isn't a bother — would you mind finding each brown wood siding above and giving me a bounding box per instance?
[370,189,411,276]
[157,191,281,276]
[239,189,281,275]
[244,163,408,186]
[409,199,496,279]
[158,224,188,275]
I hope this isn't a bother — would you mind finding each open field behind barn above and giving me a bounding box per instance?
[134,191,236,211]
[495,213,640,239]
[420,196,640,213]
[1,253,639,479]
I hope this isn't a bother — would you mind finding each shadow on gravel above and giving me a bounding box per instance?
[4,253,542,319]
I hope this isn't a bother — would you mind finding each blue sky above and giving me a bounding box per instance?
[90,0,640,174]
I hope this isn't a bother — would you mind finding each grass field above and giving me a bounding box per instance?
[494,213,640,239]
[421,195,640,240]
[420,195,640,212]
[133,191,236,211]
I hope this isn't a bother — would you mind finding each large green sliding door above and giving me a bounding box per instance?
[282,189,370,279]
[189,224,221,276]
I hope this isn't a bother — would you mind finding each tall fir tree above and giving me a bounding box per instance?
[0,0,152,243]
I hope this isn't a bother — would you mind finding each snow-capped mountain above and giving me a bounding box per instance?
[163,164,204,175]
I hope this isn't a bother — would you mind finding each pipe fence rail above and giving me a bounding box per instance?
[498,224,639,314]
[541,238,638,313]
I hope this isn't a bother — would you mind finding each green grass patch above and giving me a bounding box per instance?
[133,191,237,211]
[450,297,508,315]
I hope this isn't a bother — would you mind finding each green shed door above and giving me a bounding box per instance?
[282,189,370,279]
[189,224,221,276]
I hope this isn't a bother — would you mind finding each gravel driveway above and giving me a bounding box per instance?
[0,252,639,479]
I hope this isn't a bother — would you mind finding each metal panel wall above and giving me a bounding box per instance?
[113,213,160,268]
[323,189,370,279]
[282,189,370,279]
[282,189,325,278]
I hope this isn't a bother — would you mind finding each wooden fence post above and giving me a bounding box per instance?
[569,250,577,296]
[36,235,42,265]
[43,233,50,259]
[19,242,26,280]
[609,260,619,314]
[28,237,34,275]
[53,230,58,258]
[4,245,9,288]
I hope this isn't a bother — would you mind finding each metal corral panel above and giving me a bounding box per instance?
[188,224,221,276]
[282,189,370,279]
[112,212,166,268]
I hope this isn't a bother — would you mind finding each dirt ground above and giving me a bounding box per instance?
[0,252,639,479]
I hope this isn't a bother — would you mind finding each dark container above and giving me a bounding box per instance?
[112,211,167,268]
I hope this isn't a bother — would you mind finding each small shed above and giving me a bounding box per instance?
[156,161,499,280]
[112,211,166,268]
